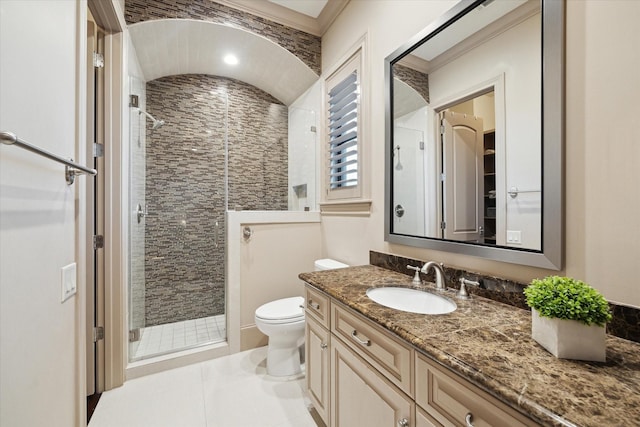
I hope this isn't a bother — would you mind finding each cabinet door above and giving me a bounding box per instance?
[415,353,536,427]
[306,315,330,425]
[331,338,414,427]
[416,406,443,427]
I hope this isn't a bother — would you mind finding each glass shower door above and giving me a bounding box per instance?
[128,75,228,362]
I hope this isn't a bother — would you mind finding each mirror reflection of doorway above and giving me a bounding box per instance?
[439,90,497,244]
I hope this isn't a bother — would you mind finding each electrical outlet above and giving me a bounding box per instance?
[61,262,77,303]
[506,230,522,244]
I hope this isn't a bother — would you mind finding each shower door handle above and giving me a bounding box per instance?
[136,204,148,223]
[214,221,220,248]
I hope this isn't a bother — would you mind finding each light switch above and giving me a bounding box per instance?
[506,230,522,244]
[61,262,77,303]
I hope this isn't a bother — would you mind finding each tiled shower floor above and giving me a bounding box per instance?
[132,314,226,360]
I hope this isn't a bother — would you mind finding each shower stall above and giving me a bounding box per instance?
[128,73,293,362]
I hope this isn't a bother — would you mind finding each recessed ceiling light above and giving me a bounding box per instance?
[224,54,238,65]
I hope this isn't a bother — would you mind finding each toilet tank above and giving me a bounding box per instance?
[314,258,349,271]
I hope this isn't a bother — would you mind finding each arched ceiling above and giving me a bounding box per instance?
[394,79,428,119]
[128,19,319,106]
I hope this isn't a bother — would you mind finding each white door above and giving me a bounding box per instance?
[440,111,484,242]
[393,126,426,236]
[86,16,106,396]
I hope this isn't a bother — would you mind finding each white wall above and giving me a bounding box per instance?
[0,1,86,426]
[321,0,640,308]
[229,212,322,350]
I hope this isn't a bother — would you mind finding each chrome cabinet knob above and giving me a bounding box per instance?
[397,418,409,427]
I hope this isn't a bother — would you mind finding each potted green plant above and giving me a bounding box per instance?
[524,276,612,362]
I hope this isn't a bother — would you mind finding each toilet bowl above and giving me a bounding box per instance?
[255,258,348,377]
[255,296,305,377]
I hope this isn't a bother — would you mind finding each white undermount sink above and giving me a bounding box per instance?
[366,287,457,315]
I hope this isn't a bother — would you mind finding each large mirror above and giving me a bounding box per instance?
[384,0,564,269]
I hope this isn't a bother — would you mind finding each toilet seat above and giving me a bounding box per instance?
[255,296,304,324]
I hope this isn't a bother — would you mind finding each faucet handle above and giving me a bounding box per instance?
[407,265,421,285]
[457,278,480,300]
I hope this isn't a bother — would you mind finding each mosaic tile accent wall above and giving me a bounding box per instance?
[125,0,321,75]
[394,64,430,103]
[144,74,288,326]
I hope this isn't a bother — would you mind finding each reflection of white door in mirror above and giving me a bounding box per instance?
[440,111,483,242]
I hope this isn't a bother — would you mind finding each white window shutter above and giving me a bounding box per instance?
[328,71,359,190]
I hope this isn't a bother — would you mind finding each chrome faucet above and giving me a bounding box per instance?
[420,261,447,292]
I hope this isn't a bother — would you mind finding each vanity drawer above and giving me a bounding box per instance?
[305,286,330,328]
[415,352,537,427]
[331,302,413,396]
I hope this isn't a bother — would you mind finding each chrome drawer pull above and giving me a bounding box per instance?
[465,413,475,427]
[351,330,371,346]
[307,300,320,310]
[320,343,328,350]
[398,418,409,427]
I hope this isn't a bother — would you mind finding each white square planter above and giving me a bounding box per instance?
[531,308,606,362]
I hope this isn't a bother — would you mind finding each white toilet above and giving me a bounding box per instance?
[255,258,348,377]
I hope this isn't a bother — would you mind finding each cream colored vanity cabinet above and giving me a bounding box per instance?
[304,284,538,427]
[331,303,414,396]
[415,353,538,427]
[305,313,330,424]
[331,336,414,427]
[305,287,331,425]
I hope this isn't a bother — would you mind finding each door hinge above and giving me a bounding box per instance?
[93,143,104,158]
[419,141,424,150]
[129,329,141,342]
[93,52,104,68]
[440,124,445,134]
[93,235,104,250]
[440,173,446,182]
[440,221,446,230]
[93,326,104,342]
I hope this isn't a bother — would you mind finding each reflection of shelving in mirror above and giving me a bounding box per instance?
[483,130,496,244]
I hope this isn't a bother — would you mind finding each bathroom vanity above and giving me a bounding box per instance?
[300,265,640,427]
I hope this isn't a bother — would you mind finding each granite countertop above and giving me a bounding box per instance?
[299,265,640,427]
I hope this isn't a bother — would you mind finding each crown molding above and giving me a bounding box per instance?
[428,0,539,72]
[397,55,430,74]
[214,0,349,36]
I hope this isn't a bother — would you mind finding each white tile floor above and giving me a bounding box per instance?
[132,315,226,361]
[90,346,319,427]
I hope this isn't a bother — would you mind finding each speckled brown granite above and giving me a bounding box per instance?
[299,265,640,427]
[370,250,640,339]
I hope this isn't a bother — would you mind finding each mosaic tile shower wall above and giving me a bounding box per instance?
[144,74,288,326]
[125,0,321,75]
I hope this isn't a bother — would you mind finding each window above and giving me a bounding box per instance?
[328,70,358,190]
[324,51,363,201]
